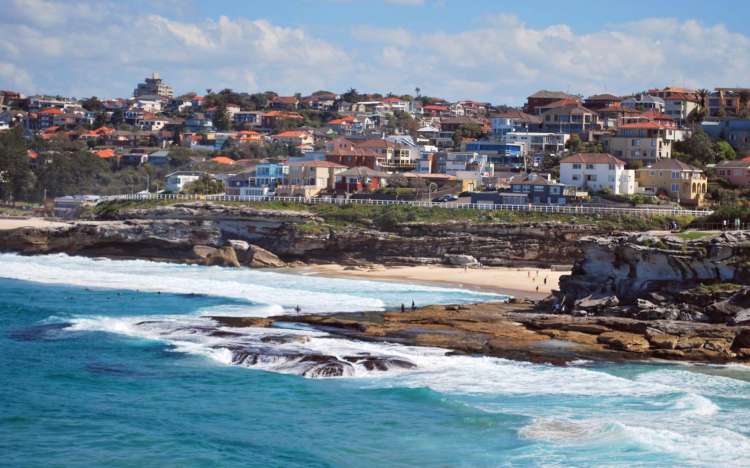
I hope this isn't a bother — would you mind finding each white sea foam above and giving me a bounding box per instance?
[0,253,502,313]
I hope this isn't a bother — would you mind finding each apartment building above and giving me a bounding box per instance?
[601,122,674,163]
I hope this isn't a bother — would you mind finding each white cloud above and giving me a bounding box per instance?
[0,3,748,104]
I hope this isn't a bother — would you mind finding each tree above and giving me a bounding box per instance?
[0,129,36,202]
[92,113,108,129]
[715,140,737,162]
[213,102,230,131]
[81,96,103,112]
[566,134,582,152]
[452,130,463,149]
[341,88,361,103]
[183,174,224,194]
[674,128,719,166]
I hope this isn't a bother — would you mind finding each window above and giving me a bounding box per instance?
[533,185,544,192]
[608,164,615,170]
[585,174,597,182]
[671,183,679,192]
[586,164,594,169]
[609,175,615,182]
[572,174,580,181]
[631,139,640,146]
[672,172,680,179]
[572,163,581,169]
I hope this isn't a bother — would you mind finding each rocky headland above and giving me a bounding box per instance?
[0,201,604,268]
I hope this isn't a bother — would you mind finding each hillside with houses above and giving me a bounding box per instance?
[1,74,750,218]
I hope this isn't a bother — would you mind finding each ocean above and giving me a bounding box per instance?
[2,253,750,467]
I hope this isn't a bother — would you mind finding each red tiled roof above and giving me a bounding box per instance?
[27,150,38,160]
[289,160,347,168]
[39,107,63,115]
[274,130,310,138]
[209,156,235,165]
[94,149,116,159]
[618,122,668,130]
[560,153,625,166]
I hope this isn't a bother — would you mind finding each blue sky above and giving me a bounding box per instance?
[1,0,749,105]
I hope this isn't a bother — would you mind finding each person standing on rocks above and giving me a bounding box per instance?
[411,300,416,311]
[401,303,405,313]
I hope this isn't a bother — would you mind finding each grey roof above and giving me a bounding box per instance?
[337,166,389,178]
[528,90,574,99]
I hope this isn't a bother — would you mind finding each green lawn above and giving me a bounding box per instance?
[676,231,715,241]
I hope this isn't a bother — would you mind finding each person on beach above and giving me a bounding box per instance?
[295,305,301,315]
[401,303,405,313]
[411,300,416,311]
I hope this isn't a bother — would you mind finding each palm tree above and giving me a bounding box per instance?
[696,88,709,113]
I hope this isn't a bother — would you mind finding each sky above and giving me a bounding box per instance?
[1,0,749,105]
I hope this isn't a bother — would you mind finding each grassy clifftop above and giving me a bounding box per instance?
[91,198,695,232]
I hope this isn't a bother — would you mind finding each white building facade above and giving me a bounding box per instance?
[559,153,636,194]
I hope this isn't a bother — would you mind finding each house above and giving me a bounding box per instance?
[621,94,665,113]
[334,166,388,193]
[272,130,314,150]
[165,171,204,192]
[261,111,304,129]
[507,173,570,204]
[637,159,707,206]
[715,159,750,187]
[583,94,622,110]
[233,111,262,127]
[270,96,300,110]
[540,104,599,136]
[252,162,289,192]
[120,150,149,166]
[184,113,214,132]
[663,93,700,124]
[490,110,542,139]
[702,119,750,152]
[282,160,348,196]
[471,191,529,205]
[444,152,494,177]
[559,153,636,194]
[235,130,263,144]
[503,132,568,155]
[601,122,674,163]
[355,139,418,172]
[147,150,170,165]
[325,137,380,169]
[525,90,579,114]
[707,88,750,117]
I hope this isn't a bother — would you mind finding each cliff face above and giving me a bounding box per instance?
[0,202,602,268]
[556,232,750,324]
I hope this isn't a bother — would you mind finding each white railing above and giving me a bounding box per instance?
[97,193,714,218]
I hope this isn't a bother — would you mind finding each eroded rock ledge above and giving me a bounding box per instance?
[211,301,750,365]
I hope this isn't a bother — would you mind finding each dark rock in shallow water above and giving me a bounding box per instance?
[9,323,68,341]
[260,334,310,344]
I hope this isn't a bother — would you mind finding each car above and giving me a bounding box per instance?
[432,194,458,202]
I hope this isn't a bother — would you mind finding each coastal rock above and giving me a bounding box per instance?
[192,245,240,267]
[443,254,480,267]
[597,331,650,352]
[246,244,286,268]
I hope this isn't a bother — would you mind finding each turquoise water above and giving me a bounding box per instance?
[2,254,750,467]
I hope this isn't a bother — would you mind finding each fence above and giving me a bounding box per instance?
[98,192,714,218]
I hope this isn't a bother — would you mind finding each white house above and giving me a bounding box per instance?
[165,171,204,193]
[559,153,636,194]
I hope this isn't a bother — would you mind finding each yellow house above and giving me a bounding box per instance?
[636,159,707,206]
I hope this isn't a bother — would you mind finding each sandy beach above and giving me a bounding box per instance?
[302,264,568,299]
[0,217,70,230]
